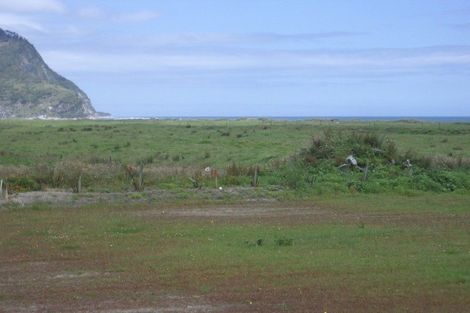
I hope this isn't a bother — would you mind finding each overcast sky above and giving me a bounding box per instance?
[1,0,470,117]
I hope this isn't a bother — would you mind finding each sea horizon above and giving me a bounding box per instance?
[108,116,470,123]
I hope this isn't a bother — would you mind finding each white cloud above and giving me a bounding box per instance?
[59,25,86,35]
[78,6,105,19]
[42,51,250,73]
[57,32,367,52]
[76,7,159,23]
[0,13,46,32]
[0,0,64,13]
[41,47,470,74]
[114,10,160,23]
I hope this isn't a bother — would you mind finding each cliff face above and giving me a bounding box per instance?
[0,28,101,118]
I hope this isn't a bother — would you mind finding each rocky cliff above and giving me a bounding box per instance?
[0,28,104,118]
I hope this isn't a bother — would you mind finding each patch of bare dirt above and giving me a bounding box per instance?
[0,187,278,209]
[135,206,328,218]
[132,204,470,229]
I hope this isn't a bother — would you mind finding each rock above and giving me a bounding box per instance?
[0,28,107,119]
[346,155,358,166]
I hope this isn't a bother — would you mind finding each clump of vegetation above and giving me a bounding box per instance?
[244,239,264,247]
[304,130,399,166]
[6,177,40,193]
[272,130,470,193]
[275,238,293,246]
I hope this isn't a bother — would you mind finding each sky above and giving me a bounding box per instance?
[1,0,470,117]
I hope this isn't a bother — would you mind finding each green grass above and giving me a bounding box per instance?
[1,194,469,308]
[0,119,468,167]
[1,119,469,195]
[1,119,469,310]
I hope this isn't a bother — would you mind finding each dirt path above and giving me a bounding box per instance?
[132,204,470,229]
[0,187,279,209]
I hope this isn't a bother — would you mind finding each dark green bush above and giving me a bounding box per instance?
[8,177,41,192]
[276,238,293,246]
[268,130,470,194]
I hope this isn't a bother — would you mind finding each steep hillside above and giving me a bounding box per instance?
[0,28,103,118]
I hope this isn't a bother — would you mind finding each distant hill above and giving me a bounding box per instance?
[0,28,106,119]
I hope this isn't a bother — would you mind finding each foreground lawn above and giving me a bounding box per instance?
[1,193,469,312]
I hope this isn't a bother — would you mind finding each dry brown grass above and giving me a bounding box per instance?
[0,165,30,179]
[419,154,470,169]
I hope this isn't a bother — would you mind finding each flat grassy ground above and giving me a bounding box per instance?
[1,194,469,312]
[0,119,469,312]
[0,119,469,166]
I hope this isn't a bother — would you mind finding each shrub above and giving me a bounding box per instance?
[304,130,392,166]
[275,238,293,246]
[7,177,40,192]
[271,130,470,194]
[225,162,244,176]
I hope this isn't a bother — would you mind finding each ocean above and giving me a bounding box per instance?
[112,116,470,123]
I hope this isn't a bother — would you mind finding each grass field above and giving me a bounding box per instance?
[0,119,469,312]
[0,119,469,194]
[1,194,469,312]
[0,119,469,167]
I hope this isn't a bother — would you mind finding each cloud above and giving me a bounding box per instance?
[42,51,250,72]
[0,13,46,32]
[113,10,160,23]
[47,31,367,53]
[42,46,470,74]
[0,0,64,13]
[77,6,105,19]
[248,32,367,42]
[76,7,159,23]
[126,32,365,47]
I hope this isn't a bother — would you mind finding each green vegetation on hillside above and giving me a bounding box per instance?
[0,28,96,118]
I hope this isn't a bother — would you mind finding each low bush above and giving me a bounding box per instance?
[7,177,41,192]
[267,130,470,194]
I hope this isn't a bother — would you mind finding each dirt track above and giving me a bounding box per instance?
[0,187,277,209]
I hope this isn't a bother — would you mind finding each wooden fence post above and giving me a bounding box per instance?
[211,168,219,189]
[77,175,82,193]
[252,166,259,187]
[137,163,144,191]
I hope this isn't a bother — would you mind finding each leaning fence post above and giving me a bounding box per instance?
[211,168,219,189]
[138,163,144,191]
[0,179,3,199]
[77,175,82,193]
[252,166,259,187]
[4,182,8,201]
